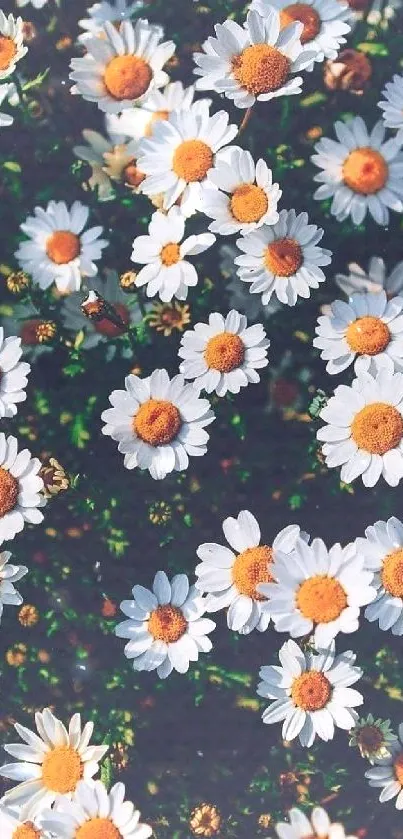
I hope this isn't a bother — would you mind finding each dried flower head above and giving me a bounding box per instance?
[189,803,221,837]
[120,270,138,292]
[35,321,57,344]
[6,643,27,667]
[40,457,69,499]
[6,270,30,295]
[324,49,372,95]
[81,289,107,321]
[148,301,191,336]
[349,714,397,762]
[148,500,172,525]
[18,604,39,627]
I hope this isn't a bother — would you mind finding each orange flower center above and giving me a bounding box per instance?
[172,139,214,182]
[296,575,347,623]
[41,745,82,793]
[394,753,403,785]
[357,725,384,752]
[381,549,403,597]
[146,109,170,136]
[46,230,80,265]
[204,332,245,373]
[279,3,321,44]
[134,398,181,446]
[230,183,269,223]
[103,54,152,100]
[124,160,145,188]
[232,43,290,95]
[351,402,403,455]
[265,238,303,276]
[160,242,181,267]
[94,303,130,338]
[12,824,41,839]
[0,467,19,518]
[75,818,122,839]
[148,604,187,643]
[291,671,332,711]
[342,147,388,195]
[231,545,273,600]
[346,316,390,355]
[0,36,17,71]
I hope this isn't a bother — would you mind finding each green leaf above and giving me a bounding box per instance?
[23,68,50,91]
[3,161,21,173]
[357,42,388,56]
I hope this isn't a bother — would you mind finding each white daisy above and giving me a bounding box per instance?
[193,9,316,109]
[0,434,44,546]
[356,516,403,637]
[312,117,403,226]
[378,74,403,133]
[349,714,397,763]
[137,107,238,217]
[0,83,13,128]
[0,708,108,812]
[178,310,270,396]
[314,291,403,376]
[73,116,127,201]
[0,329,30,418]
[257,639,363,747]
[0,12,27,80]
[115,569,215,678]
[15,200,108,294]
[220,243,281,321]
[251,0,352,67]
[274,805,358,839]
[195,510,307,635]
[115,81,212,141]
[202,146,281,236]
[0,551,28,625]
[366,724,403,809]
[69,19,175,114]
[101,368,215,480]
[131,207,215,302]
[78,0,145,42]
[318,370,403,487]
[0,804,47,839]
[335,256,403,298]
[235,208,331,307]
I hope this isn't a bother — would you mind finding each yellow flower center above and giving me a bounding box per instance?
[172,139,214,182]
[351,402,403,455]
[160,242,181,267]
[264,237,303,276]
[232,43,290,95]
[0,36,17,71]
[291,671,332,711]
[342,147,388,195]
[148,604,187,642]
[103,54,152,100]
[46,230,80,265]
[296,575,347,623]
[204,332,245,373]
[0,467,18,518]
[134,398,181,446]
[346,316,390,355]
[75,819,122,839]
[230,183,269,223]
[394,753,403,785]
[231,545,273,600]
[279,3,321,44]
[94,303,129,338]
[12,825,41,839]
[41,745,82,793]
[357,725,384,753]
[381,548,403,597]
[124,160,145,188]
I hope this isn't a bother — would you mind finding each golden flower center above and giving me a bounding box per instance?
[394,753,403,785]
[279,3,321,44]
[148,604,187,643]
[264,237,303,276]
[232,43,290,95]
[0,467,19,518]
[124,160,145,188]
[104,54,152,100]
[75,818,122,839]
[381,549,403,597]
[134,398,181,446]
[0,36,17,71]
[357,725,384,752]
[231,545,274,600]
[172,139,213,182]
[291,671,332,711]
[46,230,80,265]
[12,825,41,839]
[230,183,269,223]
[342,147,388,195]
[351,402,403,455]
[94,303,129,338]
[41,745,82,793]
[296,575,347,623]
[346,316,390,355]
[160,242,181,267]
[204,331,245,373]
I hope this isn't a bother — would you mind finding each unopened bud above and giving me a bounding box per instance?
[324,49,372,96]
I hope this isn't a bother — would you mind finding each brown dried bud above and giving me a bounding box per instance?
[324,49,372,96]
[35,321,57,344]
[40,457,69,499]
[81,290,107,321]
[6,271,31,295]
[189,804,221,837]
[119,271,138,292]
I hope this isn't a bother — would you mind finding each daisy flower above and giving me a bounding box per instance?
[0,708,108,811]
[195,510,307,634]
[73,116,127,201]
[349,714,397,762]
[115,570,215,677]
[131,207,215,302]
[116,81,211,141]
[356,515,403,636]
[312,117,403,226]
[0,83,14,128]
[274,805,358,838]
[314,291,403,376]
[178,310,270,396]
[235,208,331,307]
[220,244,281,321]
[193,9,316,109]
[251,0,352,67]
[378,74,403,132]
[78,0,145,42]
[318,370,403,486]
[0,434,44,546]
[258,639,363,746]
[0,551,28,625]
[0,12,27,80]
[335,256,403,298]
[0,804,46,839]
[69,19,175,114]
[0,329,30,418]
[137,107,238,217]
[202,146,281,236]
[366,724,403,809]
[15,201,108,295]
[101,368,215,480]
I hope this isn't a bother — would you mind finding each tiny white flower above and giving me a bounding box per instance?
[0,328,30,418]
[0,12,27,80]
[357,516,403,636]
[335,256,403,299]
[78,0,145,42]
[378,73,403,132]
[0,551,28,625]
[40,780,151,838]
[366,723,403,809]
[0,434,44,546]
